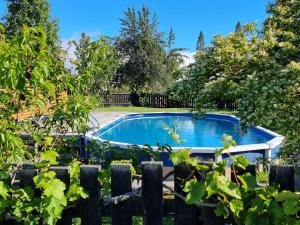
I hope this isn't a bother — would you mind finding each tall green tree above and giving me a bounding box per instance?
[196,31,206,51]
[116,6,168,92]
[239,0,300,161]
[263,0,300,65]
[188,23,261,109]
[2,0,59,51]
[235,21,242,33]
[71,33,119,95]
[73,33,91,76]
[165,28,185,82]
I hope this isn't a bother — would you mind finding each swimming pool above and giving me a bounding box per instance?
[86,113,284,163]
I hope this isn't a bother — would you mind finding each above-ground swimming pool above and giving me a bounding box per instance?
[86,113,284,163]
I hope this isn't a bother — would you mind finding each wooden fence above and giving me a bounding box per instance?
[101,93,132,107]
[100,92,238,110]
[4,162,300,225]
[100,93,195,108]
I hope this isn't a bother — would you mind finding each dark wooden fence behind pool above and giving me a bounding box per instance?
[100,92,196,108]
[4,162,300,225]
[100,92,238,110]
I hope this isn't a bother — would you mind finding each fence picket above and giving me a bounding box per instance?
[111,163,132,225]
[295,166,300,192]
[270,165,295,191]
[80,165,101,225]
[174,163,198,225]
[142,162,163,225]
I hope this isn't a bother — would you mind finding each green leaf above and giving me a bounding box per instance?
[183,179,206,205]
[170,149,190,165]
[212,160,227,174]
[43,196,66,225]
[214,202,230,218]
[282,200,300,216]
[43,179,66,199]
[40,150,59,165]
[0,181,10,199]
[43,137,54,146]
[269,200,284,221]
[229,199,244,216]
[207,180,218,198]
[217,176,241,199]
[275,191,300,202]
[238,173,256,190]
[66,184,88,202]
[232,155,250,169]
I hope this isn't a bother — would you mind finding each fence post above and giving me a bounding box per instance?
[19,168,38,187]
[51,167,72,225]
[174,163,198,225]
[270,165,295,191]
[295,166,300,192]
[80,165,101,225]
[111,163,132,225]
[142,161,163,225]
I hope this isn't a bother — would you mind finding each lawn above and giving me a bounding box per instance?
[95,106,236,115]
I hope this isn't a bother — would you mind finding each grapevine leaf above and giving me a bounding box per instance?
[0,181,10,199]
[183,179,206,205]
[232,155,250,170]
[40,150,59,165]
[229,199,244,216]
[215,202,230,218]
[238,173,256,190]
[282,200,300,216]
[217,176,241,199]
[170,149,190,165]
[275,191,299,202]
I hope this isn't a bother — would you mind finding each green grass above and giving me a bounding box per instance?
[95,106,235,115]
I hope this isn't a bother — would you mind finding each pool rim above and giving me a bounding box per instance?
[85,112,284,158]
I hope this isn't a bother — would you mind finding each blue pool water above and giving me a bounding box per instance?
[95,114,273,147]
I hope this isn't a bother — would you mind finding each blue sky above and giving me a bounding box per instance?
[0,0,271,51]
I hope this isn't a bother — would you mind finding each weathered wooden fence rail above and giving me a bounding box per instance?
[4,162,300,225]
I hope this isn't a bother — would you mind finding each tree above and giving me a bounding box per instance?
[167,28,175,51]
[196,31,206,51]
[116,6,169,92]
[73,33,91,76]
[188,23,261,109]
[2,0,59,51]
[238,0,300,161]
[235,21,242,33]
[0,27,91,223]
[71,33,119,95]
[263,0,300,65]
[164,28,185,83]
